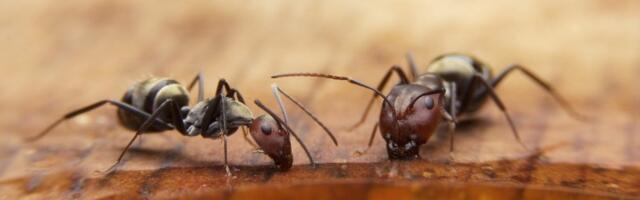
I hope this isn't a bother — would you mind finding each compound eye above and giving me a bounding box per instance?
[424,96,434,109]
[260,123,273,135]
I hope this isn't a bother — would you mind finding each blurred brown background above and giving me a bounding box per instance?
[0,0,639,199]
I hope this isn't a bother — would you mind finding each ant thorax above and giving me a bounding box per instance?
[183,101,208,136]
[183,97,254,138]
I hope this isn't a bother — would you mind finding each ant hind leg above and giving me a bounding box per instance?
[472,74,528,150]
[103,99,187,173]
[491,64,588,121]
[27,100,171,142]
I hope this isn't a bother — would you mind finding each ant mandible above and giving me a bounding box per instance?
[272,53,584,159]
[28,73,338,175]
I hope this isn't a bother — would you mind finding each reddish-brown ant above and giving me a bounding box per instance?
[272,53,584,159]
[28,73,337,175]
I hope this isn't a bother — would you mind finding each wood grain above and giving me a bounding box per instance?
[0,0,639,199]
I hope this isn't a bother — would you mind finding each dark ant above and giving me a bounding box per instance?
[27,73,338,175]
[272,53,584,160]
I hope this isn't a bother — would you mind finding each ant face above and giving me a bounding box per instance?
[249,115,292,170]
[379,85,444,159]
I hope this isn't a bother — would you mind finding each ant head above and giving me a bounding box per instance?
[249,115,292,170]
[379,85,445,159]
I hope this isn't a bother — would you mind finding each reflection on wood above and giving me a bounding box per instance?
[2,153,639,199]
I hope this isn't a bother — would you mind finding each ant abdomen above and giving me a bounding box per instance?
[117,78,189,132]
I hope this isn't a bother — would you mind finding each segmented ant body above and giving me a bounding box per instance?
[29,73,337,174]
[273,53,582,159]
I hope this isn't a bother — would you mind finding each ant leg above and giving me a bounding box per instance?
[439,82,458,161]
[104,99,186,173]
[187,72,205,102]
[272,84,338,146]
[242,127,258,149]
[222,88,256,148]
[406,52,419,80]
[348,65,410,131]
[441,108,457,161]
[448,82,458,154]
[472,74,528,150]
[254,100,316,168]
[366,122,378,148]
[27,100,171,142]
[365,122,380,149]
[228,89,245,103]
[223,134,231,176]
[457,76,480,115]
[200,83,227,134]
[491,65,587,121]
[218,94,232,176]
[353,122,379,157]
[214,79,235,97]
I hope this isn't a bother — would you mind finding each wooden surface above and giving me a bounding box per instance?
[1,0,639,199]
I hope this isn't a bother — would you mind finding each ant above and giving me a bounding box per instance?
[272,53,584,160]
[27,73,338,175]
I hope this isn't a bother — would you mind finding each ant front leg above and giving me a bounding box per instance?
[231,90,257,149]
[200,79,234,134]
[27,100,172,142]
[440,84,458,162]
[220,83,258,149]
[214,79,236,98]
[104,99,188,173]
[441,107,457,161]
[350,65,411,131]
[353,121,379,157]
[446,82,458,155]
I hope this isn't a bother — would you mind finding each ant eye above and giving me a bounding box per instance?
[260,124,272,135]
[424,96,434,109]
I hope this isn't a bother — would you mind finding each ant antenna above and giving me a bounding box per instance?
[271,84,338,146]
[272,73,400,135]
[254,100,316,167]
